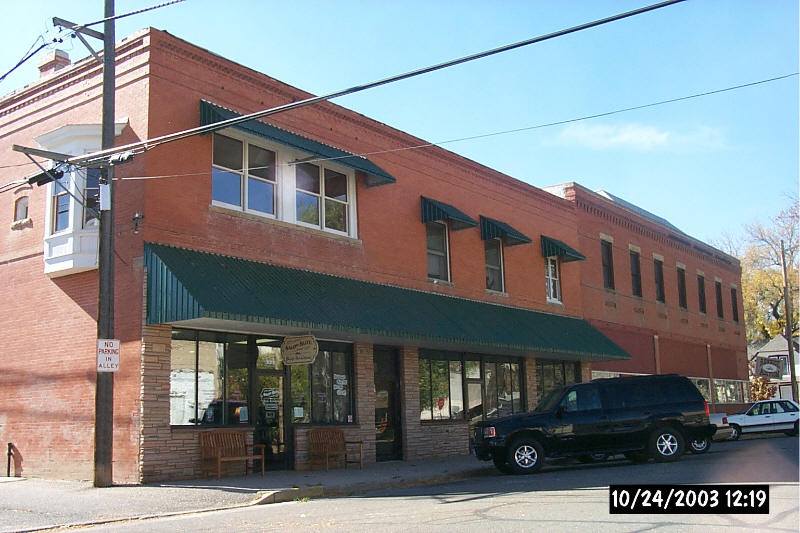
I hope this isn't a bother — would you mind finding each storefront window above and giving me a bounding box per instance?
[689,377,712,402]
[169,330,353,426]
[714,379,746,404]
[419,351,522,422]
[536,360,582,403]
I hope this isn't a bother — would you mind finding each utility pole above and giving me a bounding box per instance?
[780,239,798,402]
[95,0,116,487]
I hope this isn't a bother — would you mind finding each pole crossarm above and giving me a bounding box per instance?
[52,17,104,41]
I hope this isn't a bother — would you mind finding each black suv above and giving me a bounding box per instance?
[471,374,715,474]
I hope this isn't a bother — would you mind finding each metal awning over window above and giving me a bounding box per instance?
[145,243,630,362]
[200,100,395,187]
[541,235,586,263]
[479,216,531,247]
[420,196,478,230]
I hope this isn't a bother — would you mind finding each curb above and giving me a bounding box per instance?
[250,465,495,505]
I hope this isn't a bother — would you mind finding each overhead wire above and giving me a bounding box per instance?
[61,0,688,168]
[114,72,799,182]
[2,0,186,85]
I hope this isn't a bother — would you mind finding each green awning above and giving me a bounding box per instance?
[200,100,395,187]
[421,196,478,231]
[480,216,531,247]
[541,235,586,263]
[144,243,629,362]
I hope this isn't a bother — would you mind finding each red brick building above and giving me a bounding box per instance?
[0,29,746,483]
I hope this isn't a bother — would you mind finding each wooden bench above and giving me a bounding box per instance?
[307,428,363,471]
[199,430,265,479]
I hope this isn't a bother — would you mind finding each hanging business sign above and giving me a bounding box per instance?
[97,339,120,372]
[281,335,318,365]
[755,357,784,379]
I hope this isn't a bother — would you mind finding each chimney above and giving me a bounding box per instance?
[37,50,71,78]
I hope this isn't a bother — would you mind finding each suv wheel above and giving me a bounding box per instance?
[688,436,711,454]
[506,437,544,474]
[648,427,685,462]
[785,421,798,437]
[729,424,741,441]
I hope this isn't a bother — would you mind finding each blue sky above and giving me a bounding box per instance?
[2,0,797,248]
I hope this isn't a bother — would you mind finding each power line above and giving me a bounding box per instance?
[2,0,186,85]
[81,0,187,27]
[60,0,687,168]
[112,72,799,183]
[0,35,63,84]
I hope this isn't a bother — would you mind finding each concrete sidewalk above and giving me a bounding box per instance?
[0,455,494,533]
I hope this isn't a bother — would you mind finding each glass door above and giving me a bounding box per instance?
[255,372,286,469]
[374,346,402,461]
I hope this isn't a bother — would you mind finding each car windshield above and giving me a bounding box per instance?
[534,387,565,412]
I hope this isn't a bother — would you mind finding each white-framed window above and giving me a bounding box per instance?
[211,131,357,237]
[688,377,711,402]
[426,221,450,281]
[545,256,561,302]
[485,238,504,292]
[212,133,277,216]
[14,196,29,222]
[51,175,71,233]
[713,379,747,404]
[83,169,100,228]
[294,162,349,234]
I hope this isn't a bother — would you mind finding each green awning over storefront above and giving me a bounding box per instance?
[479,216,532,247]
[200,100,396,187]
[144,243,629,362]
[541,235,586,263]
[420,196,478,230]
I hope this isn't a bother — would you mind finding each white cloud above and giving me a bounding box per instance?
[555,123,726,152]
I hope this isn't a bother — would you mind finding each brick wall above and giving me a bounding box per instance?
[400,346,470,459]
[525,357,539,408]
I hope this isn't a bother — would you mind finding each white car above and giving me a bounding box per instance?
[727,399,800,440]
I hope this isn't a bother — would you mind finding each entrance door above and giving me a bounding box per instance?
[374,347,402,461]
[254,372,287,469]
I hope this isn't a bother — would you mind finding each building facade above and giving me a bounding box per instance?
[0,29,746,483]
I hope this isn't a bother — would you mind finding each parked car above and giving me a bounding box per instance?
[688,413,731,453]
[471,374,716,474]
[726,399,799,440]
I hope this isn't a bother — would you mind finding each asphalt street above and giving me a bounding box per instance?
[58,434,799,533]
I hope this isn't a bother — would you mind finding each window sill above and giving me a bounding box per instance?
[210,205,362,245]
[10,218,32,231]
[428,278,454,287]
[485,289,508,297]
[546,298,563,306]
[420,418,467,425]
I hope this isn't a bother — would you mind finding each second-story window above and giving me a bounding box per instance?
[485,238,504,292]
[630,250,642,297]
[212,134,245,208]
[83,169,100,228]
[654,259,665,303]
[545,256,561,302]
[601,240,615,290]
[426,222,450,281]
[731,287,739,323]
[212,132,356,237]
[715,281,724,319]
[677,267,687,309]
[698,274,707,314]
[52,174,71,233]
[14,196,29,222]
